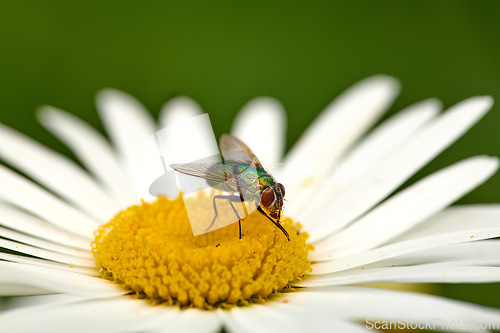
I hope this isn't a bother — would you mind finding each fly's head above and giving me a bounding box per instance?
[259,183,286,221]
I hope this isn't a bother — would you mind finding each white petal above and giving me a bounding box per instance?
[157,100,215,199]
[231,97,286,171]
[298,265,500,287]
[0,165,97,238]
[288,98,440,218]
[159,96,203,128]
[394,204,500,242]
[221,304,308,333]
[151,308,221,333]
[0,297,178,333]
[262,300,372,333]
[306,96,493,242]
[279,75,400,202]
[153,114,221,199]
[362,240,500,268]
[38,106,137,207]
[286,287,500,331]
[0,202,90,250]
[0,261,124,298]
[0,284,50,296]
[0,123,118,221]
[0,225,91,258]
[310,205,500,272]
[314,156,499,255]
[3,294,84,311]
[221,304,370,333]
[0,252,97,276]
[96,89,159,201]
[0,238,93,266]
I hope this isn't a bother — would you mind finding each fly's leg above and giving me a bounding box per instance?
[238,193,250,239]
[206,195,245,236]
[256,205,290,241]
[227,200,243,239]
[207,195,229,232]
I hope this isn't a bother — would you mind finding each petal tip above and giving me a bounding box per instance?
[95,88,151,124]
[479,95,494,109]
[421,98,443,110]
[162,95,203,113]
[470,155,500,175]
[487,155,500,168]
[232,96,287,139]
[363,74,402,93]
[159,96,203,126]
[95,88,134,111]
[96,87,123,99]
[36,105,59,122]
[239,96,286,117]
[464,95,494,112]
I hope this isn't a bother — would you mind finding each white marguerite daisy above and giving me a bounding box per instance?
[1,75,500,332]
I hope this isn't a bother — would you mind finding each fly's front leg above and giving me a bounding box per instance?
[256,205,290,241]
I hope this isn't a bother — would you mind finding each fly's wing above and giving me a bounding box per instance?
[170,162,240,192]
[219,134,264,169]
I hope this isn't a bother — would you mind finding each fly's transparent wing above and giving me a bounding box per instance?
[220,134,264,169]
[170,161,240,192]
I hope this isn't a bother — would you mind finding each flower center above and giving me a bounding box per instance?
[92,193,312,309]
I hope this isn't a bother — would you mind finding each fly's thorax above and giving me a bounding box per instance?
[233,164,267,199]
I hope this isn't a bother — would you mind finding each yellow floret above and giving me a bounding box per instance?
[92,192,313,309]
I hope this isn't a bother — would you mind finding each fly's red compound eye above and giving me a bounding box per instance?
[277,183,285,197]
[261,187,275,207]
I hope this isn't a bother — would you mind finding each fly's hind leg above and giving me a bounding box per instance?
[206,195,245,237]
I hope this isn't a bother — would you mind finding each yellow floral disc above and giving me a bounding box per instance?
[92,193,313,309]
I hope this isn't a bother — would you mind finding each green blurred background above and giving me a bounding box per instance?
[1,0,499,308]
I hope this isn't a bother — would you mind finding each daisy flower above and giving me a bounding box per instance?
[1,75,500,332]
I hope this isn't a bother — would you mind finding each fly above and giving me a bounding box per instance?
[171,134,289,241]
